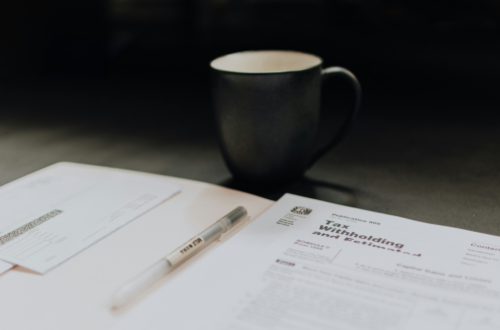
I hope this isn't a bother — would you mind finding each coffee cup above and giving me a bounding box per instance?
[211,50,361,188]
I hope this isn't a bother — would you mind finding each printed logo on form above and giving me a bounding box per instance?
[290,206,312,215]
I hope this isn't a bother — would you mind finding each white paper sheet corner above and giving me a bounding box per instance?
[0,260,13,275]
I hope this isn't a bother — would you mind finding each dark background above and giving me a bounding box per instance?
[0,0,499,232]
[2,1,500,87]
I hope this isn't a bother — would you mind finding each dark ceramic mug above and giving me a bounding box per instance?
[211,50,361,188]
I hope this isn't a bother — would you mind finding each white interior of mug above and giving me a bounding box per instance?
[211,50,322,73]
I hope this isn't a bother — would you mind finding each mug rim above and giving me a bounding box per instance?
[210,50,323,74]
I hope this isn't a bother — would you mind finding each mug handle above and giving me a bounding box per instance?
[309,67,362,167]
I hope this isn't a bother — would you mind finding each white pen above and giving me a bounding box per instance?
[111,206,248,308]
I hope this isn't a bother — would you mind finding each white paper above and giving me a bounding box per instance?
[114,194,500,330]
[0,260,12,274]
[0,164,181,274]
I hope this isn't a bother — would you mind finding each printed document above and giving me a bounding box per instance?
[115,194,500,330]
[0,163,181,274]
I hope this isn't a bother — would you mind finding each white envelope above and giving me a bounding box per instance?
[0,163,181,273]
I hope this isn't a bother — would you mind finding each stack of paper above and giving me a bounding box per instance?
[114,194,500,330]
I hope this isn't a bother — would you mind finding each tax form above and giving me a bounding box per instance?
[114,194,500,330]
[0,163,181,274]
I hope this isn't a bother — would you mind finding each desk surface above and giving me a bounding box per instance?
[0,77,499,237]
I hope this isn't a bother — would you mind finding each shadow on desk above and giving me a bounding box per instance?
[220,176,357,206]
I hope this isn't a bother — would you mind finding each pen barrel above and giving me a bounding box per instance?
[200,206,248,245]
[200,222,225,244]
[165,223,223,267]
[111,206,248,308]
[111,259,171,308]
[223,206,248,227]
[164,207,247,267]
